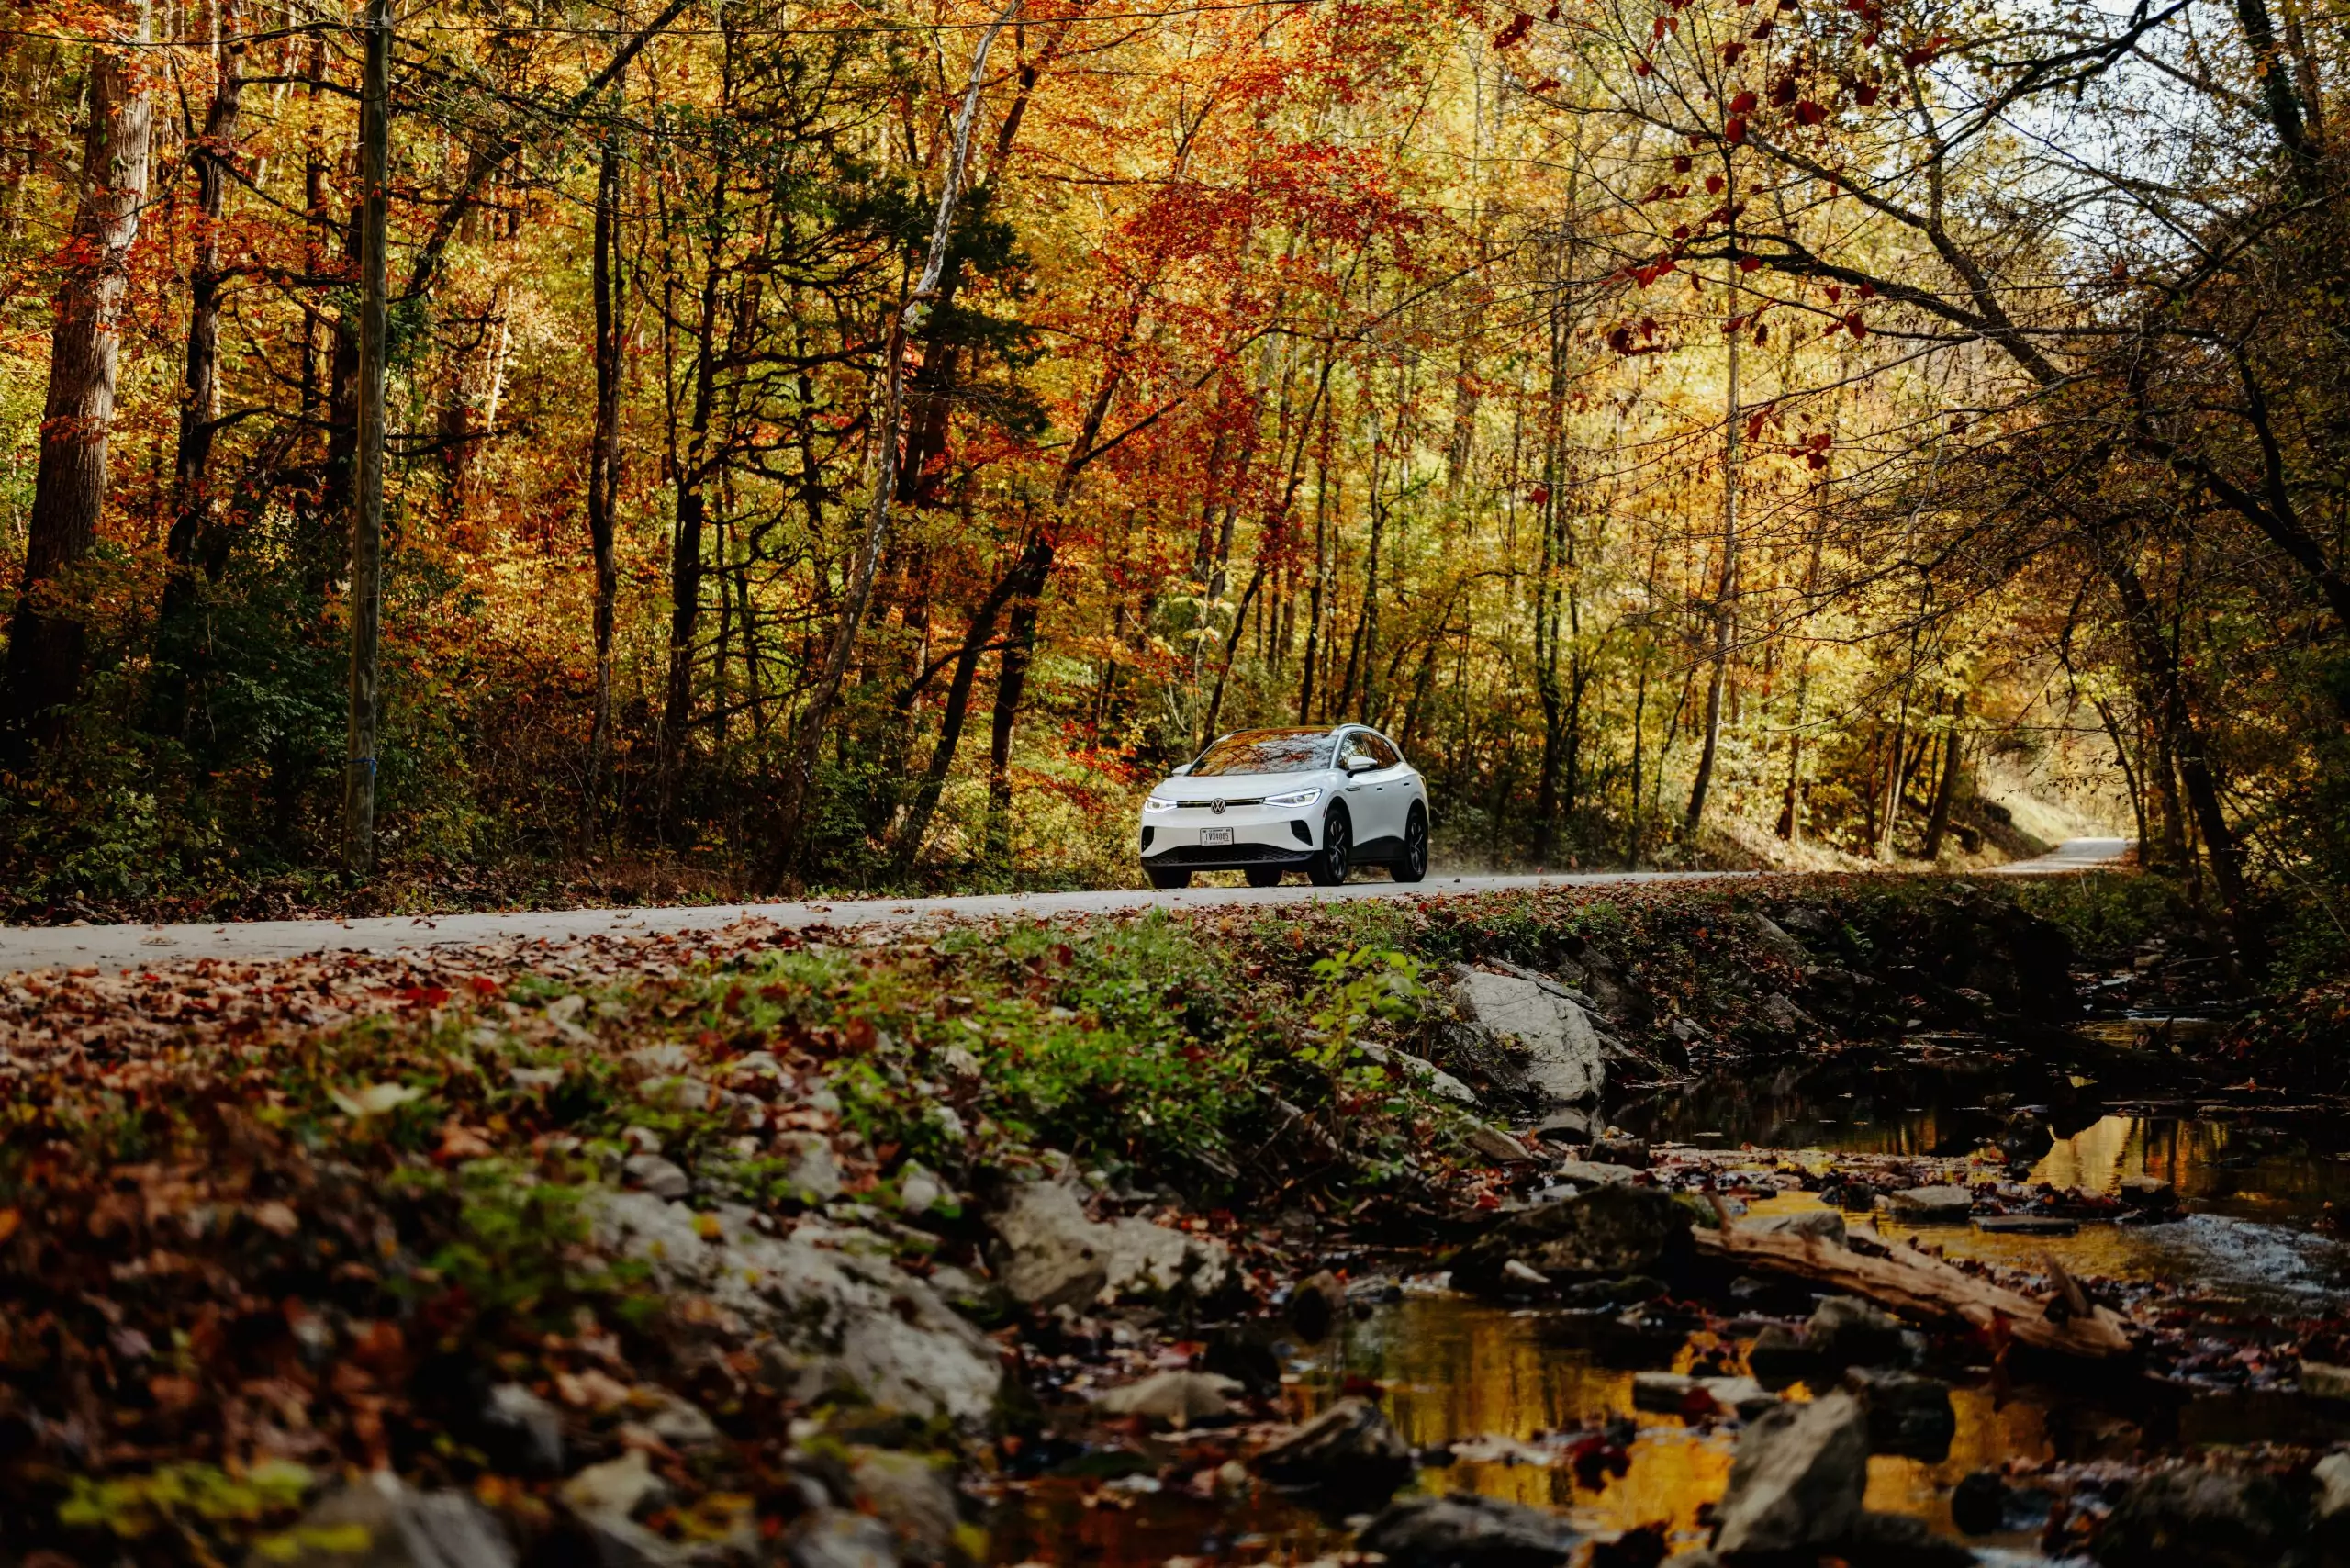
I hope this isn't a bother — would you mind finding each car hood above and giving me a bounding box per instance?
[1147,771,1334,802]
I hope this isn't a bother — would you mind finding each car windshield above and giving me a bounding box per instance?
[1189,729,1335,778]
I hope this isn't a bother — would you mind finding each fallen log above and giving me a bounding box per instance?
[1694,1222,2135,1360]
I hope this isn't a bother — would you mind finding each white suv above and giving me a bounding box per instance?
[1137,725,1431,889]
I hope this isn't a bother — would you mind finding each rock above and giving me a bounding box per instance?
[643,1393,721,1450]
[1950,1470,2008,1535]
[1468,1125,1539,1164]
[1748,913,1811,966]
[845,1448,958,1564]
[1631,1372,1775,1419]
[2315,1452,2350,1528]
[1878,1185,1975,1223]
[2303,1361,2350,1402]
[1742,1208,1847,1247]
[621,1155,690,1201]
[769,1133,843,1204]
[1806,1296,1910,1369]
[1454,969,1606,1103]
[895,1160,946,1215]
[988,1180,1231,1308]
[1358,1042,1480,1104]
[1550,1159,1641,1189]
[2095,1466,2307,1567]
[1589,1134,1650,1168]
[1355,1491,1582,1568]
[1844,1366,1956,1462]
[481,1383,564,1476]
[1252,1397,1416,1502]
[1091,1370,1240,1426]
[591,1192,1002,1427]
[1449,1182,1694,1294]
[1503,1259,1552,1287]
[245,1474,513,1568]
[1746,1322,1811,1389]
[1838,1509,1977,1566]
[1759,992,1816,1034]
[1947,1470,2053,1539]
[1710,1391,1870,1557]
[784,1508,901,1568]
[562,1450,667,1520]
[1531,1108,1595,1142]
[1203,1325,1284,1396]
[2120,1175,2179,1211]
[1974,1215,2078,1235]
[1288,1271,1345,1344]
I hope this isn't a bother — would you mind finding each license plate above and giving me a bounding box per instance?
[1200,827,1233,846]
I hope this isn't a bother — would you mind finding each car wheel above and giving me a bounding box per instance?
[1244,866,1283,888]
[1393,804,1428,883]
[1307,807,1351,887]
[1147,867,1192,890]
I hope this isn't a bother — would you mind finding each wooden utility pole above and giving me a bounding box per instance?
[344,0,390,871]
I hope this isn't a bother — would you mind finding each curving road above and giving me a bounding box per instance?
[0,839,2131,976]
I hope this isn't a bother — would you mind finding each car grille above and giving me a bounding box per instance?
[1174,797,1264,809]
[1146,843,1303,865]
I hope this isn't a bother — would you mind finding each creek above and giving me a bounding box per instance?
[986,1025,2350,1565]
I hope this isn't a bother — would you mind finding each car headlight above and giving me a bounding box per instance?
[1265,787,1322,809]
[1142,796,1178,813]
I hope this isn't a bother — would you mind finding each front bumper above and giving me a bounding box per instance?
[1138,803,1320,870]
[1142,843,1317,871]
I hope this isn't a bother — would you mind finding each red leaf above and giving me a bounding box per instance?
[1738,254,1762,272]
[1794,99,1828,125]
[1635,54,1654,74]
[1726,116,1748,142]
[1858,280,1876,298]
[1494,11,1535,49]
[1673,153,1694,173]
[1528,483,1552,505]
[1729,89,1760,113]
[1844,309,1867,339]
[1721,39,1746,62]
[1706,173,1726,194]
[1825,283,1841,302]
[397,985,451,1010]
[1751,17,1774,36]
[1855,82,1880,106]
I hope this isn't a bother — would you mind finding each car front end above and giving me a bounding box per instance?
[1137,780,1328,876]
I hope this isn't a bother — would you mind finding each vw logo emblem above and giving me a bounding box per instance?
[1211,799,1226,815]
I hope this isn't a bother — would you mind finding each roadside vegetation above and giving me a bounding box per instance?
[0,871,2216,1562]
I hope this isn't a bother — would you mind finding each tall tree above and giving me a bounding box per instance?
[2,23,152,748]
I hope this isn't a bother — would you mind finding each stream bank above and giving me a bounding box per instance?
[0,871,2337,1567]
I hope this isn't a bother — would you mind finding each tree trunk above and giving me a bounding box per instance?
[2,31,152,749]
[1684,183,1740,840]
[767,0,1020,880]
[2106,550,2257,944]
[161,0,245,610]
[585,128,624,848]
[891,550,1031,876]
[1921,695,1965,860]
[152,0,246,734]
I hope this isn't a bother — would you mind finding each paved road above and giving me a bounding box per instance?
[0,839,2132,976]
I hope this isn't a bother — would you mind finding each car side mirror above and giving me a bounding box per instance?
[1170,763,1193,776]
[1344,755,1374,774]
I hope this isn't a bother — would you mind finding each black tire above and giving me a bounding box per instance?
[1307,807,1351,886]
[1244,866,1284,888]
[1146,867,1192,890]
[1393,804,1429,883]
